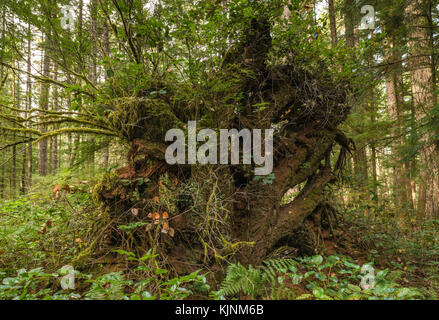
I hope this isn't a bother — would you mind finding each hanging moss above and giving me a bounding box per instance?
[107,96,184,142]
[92,172,124,205]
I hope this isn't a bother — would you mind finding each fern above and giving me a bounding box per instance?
[217,259,299,298]
[217,263,267,297]
[262,259,298,282]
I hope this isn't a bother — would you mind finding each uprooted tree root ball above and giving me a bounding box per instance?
[76,16,355,275]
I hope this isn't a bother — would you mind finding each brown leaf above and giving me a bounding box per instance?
[52,184,60,193]
[169,228,175,237]
[163,221,170,231]
[153,196,160,204]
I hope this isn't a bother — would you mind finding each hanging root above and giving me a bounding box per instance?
[311,201,340,236]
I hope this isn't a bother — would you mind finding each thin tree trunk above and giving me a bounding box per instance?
[328,0,337,47]
[26,22,33,189]
[11,55,16,197]
[38,34,50,176]
[87,0,97,174]
[69,0,83,170]
[0,7,4,198]
[50,63,58,174]
[102,20,111,168]
[344,0,368,200]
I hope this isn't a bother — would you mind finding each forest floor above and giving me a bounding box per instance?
[0,179,438,300]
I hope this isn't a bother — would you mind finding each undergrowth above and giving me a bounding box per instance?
[1,187,438,300]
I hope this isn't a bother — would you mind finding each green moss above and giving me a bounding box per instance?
[107,97,182,142]
[92,172,122,205]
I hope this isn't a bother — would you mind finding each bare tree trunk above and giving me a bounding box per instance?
[0,7,4,198]
[69,0,83,170]
[328,0,337,47]
[26,22,33,189]
[11,55,16,197]
[15,67,25,195]
[406,0,438,219]
[384,37,412,209]
[87,0,98,174]
[101,19,111,168]
[370,113,378,201]
[38,34,50,176]
[344,0,368,201]
[50,63,58,174]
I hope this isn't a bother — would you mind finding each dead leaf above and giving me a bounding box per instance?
[153,196,160,204]
[169,228,175,237]
[52,184,60,193]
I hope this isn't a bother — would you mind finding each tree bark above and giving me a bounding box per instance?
[384,37,413,210]
[26,22,33,189]
[328,0,337,47]
[50,62,58,174]
[406,0,438,219]
[38,34,50,176]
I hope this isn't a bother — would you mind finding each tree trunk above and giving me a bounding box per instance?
[26,22,33,189]
[11,55,16,197]
[406,0,438,219]
[328,0,337,47]
[101,19,111,168]
[50,63,58,174]
[384,37,412,210]
[38,34,50,176]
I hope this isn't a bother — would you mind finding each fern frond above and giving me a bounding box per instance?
[218,258,300,298]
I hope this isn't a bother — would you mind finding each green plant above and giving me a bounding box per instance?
[216,255,424,300]
[113,249,210,300]
[84,272,132,300]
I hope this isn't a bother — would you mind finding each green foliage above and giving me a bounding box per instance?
[215,263,267,298]
[216,255,424,300]
[343,209,439,298]
[0,191,93,272]
[0,249,209,300]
